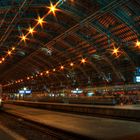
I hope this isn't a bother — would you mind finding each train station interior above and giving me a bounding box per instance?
[0,0,140,139]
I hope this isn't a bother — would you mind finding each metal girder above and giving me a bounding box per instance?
[0,0,33,48]
[74,30,122,81]
[0,0,131,81]
[89,20,135,70]
[97,0,140,35]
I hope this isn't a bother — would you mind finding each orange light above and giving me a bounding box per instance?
[46,70,49,74]
[27,77,30,80]
[0,61,2,64]
[12,47,15,51]
[112,47,120,56]
[40,72,43,76]
[48,2,60,16]
[70,62,74,66]
[36,16,45,27]
[28,27,35,35]
[81,58,86,64]
[20,34,27,42]
[60,66,64,70]
[2,57,5,62]
[53,68,56,72]
[7,51,12,55]
[136,40,140,47]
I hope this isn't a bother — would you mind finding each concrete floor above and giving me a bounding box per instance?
[3,104,140,140]
[0,125,17,140]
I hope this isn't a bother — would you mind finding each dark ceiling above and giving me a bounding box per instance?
[0,0,140,88]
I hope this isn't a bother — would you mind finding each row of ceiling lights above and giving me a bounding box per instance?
[4,41,140,87]
[0,0,63,64]
[3,58,87,87]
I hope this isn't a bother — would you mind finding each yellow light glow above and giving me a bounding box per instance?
[46,70,49,74]
[81,58,86,64]
[70,62,74,66]
[28,27,35,35]
[2,57,5,61]
[40,72,43,76]
[53,68,56,72]
[48,2,60,16]
[112,47,120,56]
[60,66,64,70]
[136,40,140,47]
[36,16,45,27]
[0,61,2,64]
[20,34,27,42]
[27,77,30,80]
[12,47,15,51]
[7,51,12,55]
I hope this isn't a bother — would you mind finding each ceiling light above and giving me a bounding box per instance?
[136,40,140,47]
[36,16,45,27]
[48,2,60,16]
[70,62,74,66]
[81,58,86,64]
[7,51,12,55]
[112,47,120,56]
[20,34,27,42]
[60,66,64,70]
[28,27,35,35]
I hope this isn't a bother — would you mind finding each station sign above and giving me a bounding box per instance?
[19,90,32,94]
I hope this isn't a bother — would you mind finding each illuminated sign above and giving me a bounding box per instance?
[19,90,31,94]
[71,88,83,94]
[136,76,140,83]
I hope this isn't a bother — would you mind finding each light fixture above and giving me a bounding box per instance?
[48,2,60,16]
[53,68,56,72]
[7,51,12,56]
[2,57,5,62]
[27,77,30,80]
[36,16,45,27]
[46,70,49,74]
[136,40,140,47]
[40,72,43,76]
[20,34,27,42]
[112,47,120,57]
[12,47,15,51]
[60,66,64,70]
[70,62,74,66]
[28,27,35,35]
[81,58,86,64]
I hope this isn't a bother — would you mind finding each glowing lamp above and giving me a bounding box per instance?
[46,70,49,74]
[36,16,45,27]
[70,62,74,66]
[60,66,64,70]
[136,40,140,47]
[7,51,12,55]
[81,58,86,64]
[48,2,60,16]
[28,27,35,35]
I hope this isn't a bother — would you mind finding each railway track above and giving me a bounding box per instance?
[0,110,94,140]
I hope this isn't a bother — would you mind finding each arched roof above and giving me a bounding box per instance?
[0,0,140,87]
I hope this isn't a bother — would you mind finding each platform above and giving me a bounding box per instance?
[3,104,140,140]
[6,100,140,120]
